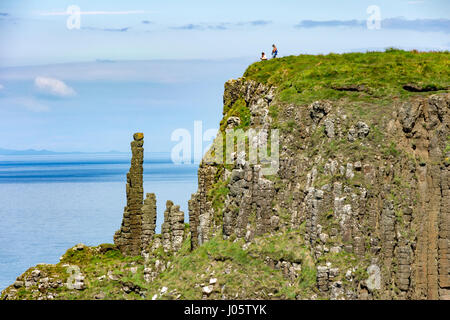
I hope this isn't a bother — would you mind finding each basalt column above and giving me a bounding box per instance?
[141,193,157,247]
[114,133,145,256]
[162,201,185,252]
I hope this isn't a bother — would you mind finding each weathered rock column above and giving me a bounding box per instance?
[162,201,185,252]
[170,204,185,252]
[188,195,199,250]
[114,133,145,256]
[141,193,157,249]
[189,164,217,250]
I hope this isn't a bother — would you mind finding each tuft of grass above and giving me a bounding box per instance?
[247,230,314,265]
[384,142,401,157]
[220,97,251,132]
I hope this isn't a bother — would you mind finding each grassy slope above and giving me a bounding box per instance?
[2,231,322,300]
[244,49,449,105]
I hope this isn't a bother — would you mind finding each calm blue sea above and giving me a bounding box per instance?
[0,154,198,291]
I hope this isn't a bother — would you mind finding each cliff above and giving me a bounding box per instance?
[2,49,449,300]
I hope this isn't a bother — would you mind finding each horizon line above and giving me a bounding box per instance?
[0,56,257,69]
[2,46,449,69]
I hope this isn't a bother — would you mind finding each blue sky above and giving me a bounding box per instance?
[0,0,448,152]
[0,0,449,65]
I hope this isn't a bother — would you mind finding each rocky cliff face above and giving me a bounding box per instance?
[2,51,448,300]
[188,78,449,300]
[189,80,279,248]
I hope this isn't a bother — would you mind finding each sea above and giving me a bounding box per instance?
[0,153,198,291]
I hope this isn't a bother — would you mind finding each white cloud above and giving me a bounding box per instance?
[0,84,4,90]
[0,97,50,112]
[19,98,50,112]
[38,10,148,16]
[34,76,76,97]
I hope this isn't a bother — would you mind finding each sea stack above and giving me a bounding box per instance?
[114,132,146,256]
[114,133,183,256]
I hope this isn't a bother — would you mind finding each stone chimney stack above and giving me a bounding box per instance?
[114,133,185,256]
[114,133,145,256]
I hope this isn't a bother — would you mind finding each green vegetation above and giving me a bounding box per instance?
[207,178,231,225]
[268,104,280,123]
[220,97,251,132]
[383,141,401,157]
[244,49,449,105]
[247,230,313,264]
[147,234,310,299]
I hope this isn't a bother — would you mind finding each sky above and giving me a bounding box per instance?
[0,0,448,153]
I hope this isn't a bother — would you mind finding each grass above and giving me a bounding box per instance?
[247,230,314,265]
[207,178,231,226]
[220,97,252,132]
[383,141,401,157]
[208,179,230,212]
[243,49,449,105]
[176,232,318,299]
[1,244,147,300]
[146,235,289,299]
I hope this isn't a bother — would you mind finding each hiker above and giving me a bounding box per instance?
[260,52,267,61]
[272,44,278,58]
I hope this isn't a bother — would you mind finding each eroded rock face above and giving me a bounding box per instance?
[188,76,450,300]
[395,94,450,300]
[309,100,332,124]
[189,80,277,248]
[189,164,216,249]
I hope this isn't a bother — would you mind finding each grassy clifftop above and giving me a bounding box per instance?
[244,49,449,105]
